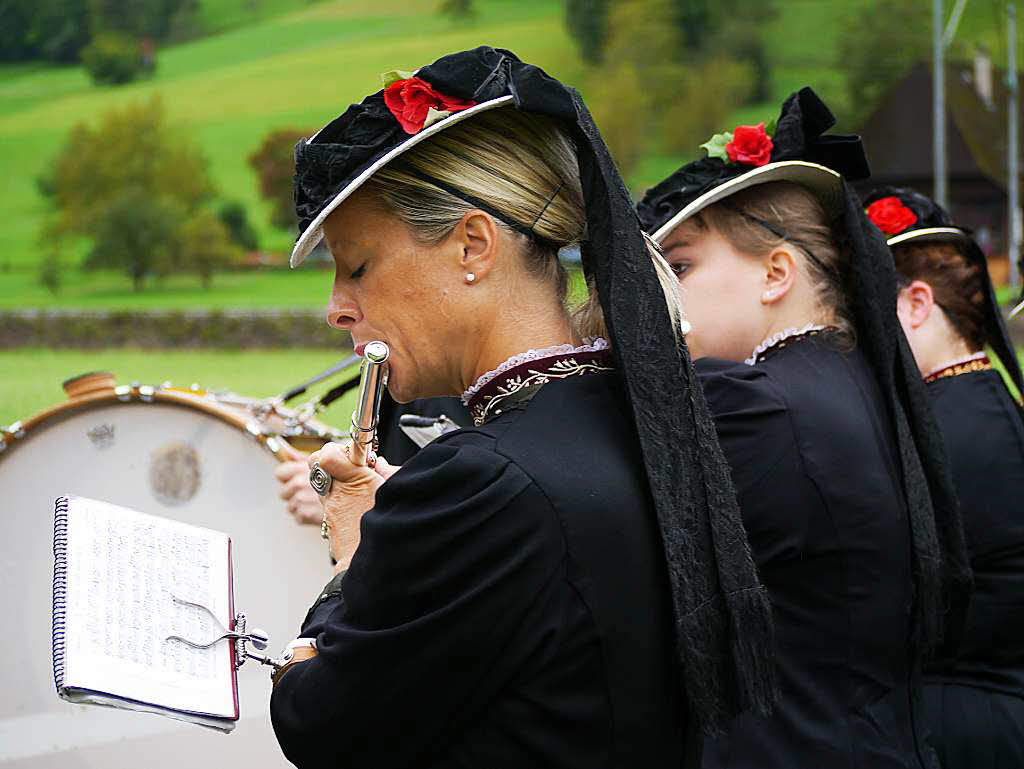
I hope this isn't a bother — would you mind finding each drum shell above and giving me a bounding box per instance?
[0,393,329,768]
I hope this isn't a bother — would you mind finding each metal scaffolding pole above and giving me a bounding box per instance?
[934,0,947,207]
[1009,3,1021,290]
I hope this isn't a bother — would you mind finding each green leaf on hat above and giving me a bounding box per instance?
[765,117,778,137]
[381,69,416,87]
[423,107,452,129]
[700,131,734,162]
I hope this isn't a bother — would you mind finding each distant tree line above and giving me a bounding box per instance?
[0,0,197,63]
[1,0,201,84]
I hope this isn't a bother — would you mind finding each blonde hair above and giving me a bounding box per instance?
[365,107,682,342]
[697,181,853,341]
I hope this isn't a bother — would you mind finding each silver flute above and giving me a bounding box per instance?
[310,341,390,542]
[348,341,390,467]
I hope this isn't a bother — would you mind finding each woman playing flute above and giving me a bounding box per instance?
[269,47,775,768]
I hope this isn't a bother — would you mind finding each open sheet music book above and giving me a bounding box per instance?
[52,495,239,732]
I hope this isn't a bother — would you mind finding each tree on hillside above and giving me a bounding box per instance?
[586,0,756,178]
[47,97,212,237]
[85,192,182,291]
[565,0,776,91]
[0,0,192,65]
[438,0,475,20]
[836,0,930,127]
[218,201,260,252]
[81,32,149,85]
[179,210,244,288]
[565,0,609,63]
[43,96,234,291]
[248,128,312,230]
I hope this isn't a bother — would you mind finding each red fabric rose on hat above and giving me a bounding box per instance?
[383,76,476,134]
[726,123,774,166]
[866,196,918,235]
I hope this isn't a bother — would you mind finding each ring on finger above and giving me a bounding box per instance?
[309,461,332,497]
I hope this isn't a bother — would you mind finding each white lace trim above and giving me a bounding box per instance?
[462,337,610,404]
[924,351,987,379]
[744,323,828,366]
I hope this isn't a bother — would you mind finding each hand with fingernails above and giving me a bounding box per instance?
[307,441,399,572]
[274,445,325,527]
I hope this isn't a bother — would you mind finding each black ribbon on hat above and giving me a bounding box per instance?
[293,46,777,735]
[864,185,1024,395]
[836,186,972,658]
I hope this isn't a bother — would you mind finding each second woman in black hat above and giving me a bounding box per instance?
[638,88,970,769]
[866,187,1024,769]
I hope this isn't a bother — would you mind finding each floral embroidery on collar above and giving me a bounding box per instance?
[924,352,990,383]
[462,339,613,426]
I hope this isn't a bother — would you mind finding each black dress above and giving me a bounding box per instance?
[270,370,687,768]
[922,368,1024,769]
[696,334,935,769]
[376,395,471,464]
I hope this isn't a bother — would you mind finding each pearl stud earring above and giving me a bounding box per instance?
[465,273,476,284]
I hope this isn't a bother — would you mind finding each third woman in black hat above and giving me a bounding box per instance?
[638,88,970,769]
[866,186,1024,769]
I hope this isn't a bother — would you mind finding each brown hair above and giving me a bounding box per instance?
[691,181,854,341]
[890,241,987,351]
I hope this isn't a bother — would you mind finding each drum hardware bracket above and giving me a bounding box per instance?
[0,421,26,452]
[232,612,286,674]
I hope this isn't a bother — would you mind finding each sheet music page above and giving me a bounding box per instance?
[62,496,236,719]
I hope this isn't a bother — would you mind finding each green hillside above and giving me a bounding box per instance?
[0,0,580,297]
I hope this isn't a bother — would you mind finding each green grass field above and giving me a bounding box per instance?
[0,264,336,310]
[0,347,362,426]
[3,343,1022,429]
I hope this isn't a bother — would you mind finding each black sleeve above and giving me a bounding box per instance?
[696,358,809,565]
[270,439,565,769]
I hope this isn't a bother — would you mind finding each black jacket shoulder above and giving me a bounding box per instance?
[925,370,1024,692]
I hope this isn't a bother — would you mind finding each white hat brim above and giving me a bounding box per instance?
[290,94,515,268]
[885,226,967,247]
[649,160,844,244]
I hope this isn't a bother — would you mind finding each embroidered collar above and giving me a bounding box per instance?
[924,352,991,383]
[462,338,613,426]
[745,323,832,365]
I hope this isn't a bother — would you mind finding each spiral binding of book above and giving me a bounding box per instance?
[52,495,69,690]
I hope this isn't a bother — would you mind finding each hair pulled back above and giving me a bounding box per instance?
[366,107,682,342]
[699,181,854,341]
[891,241,987,351]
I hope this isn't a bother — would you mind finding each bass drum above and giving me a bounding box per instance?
[0,374,332,768]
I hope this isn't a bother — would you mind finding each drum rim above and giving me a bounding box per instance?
[1,388,298,462]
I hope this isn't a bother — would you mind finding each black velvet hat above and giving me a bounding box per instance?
[637,87,870,242]
[863,186,1024,394]
[639,88,972,661]
[290,47,777,733]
